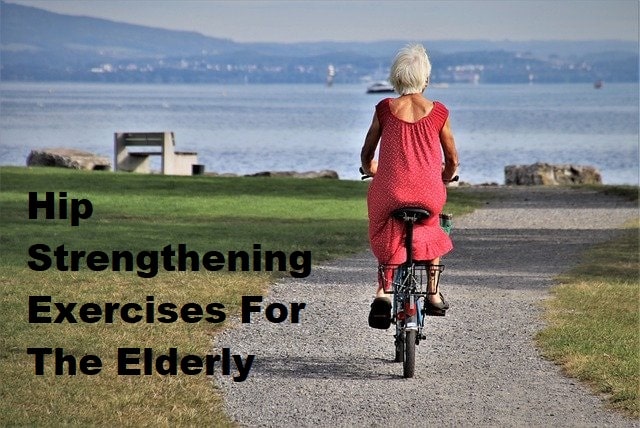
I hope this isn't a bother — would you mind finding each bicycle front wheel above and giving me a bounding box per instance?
[403,330,416,378]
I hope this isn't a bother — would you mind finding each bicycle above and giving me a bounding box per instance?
[361,168,456,378]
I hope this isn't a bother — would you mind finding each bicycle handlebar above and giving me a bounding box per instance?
[359,167,459,183]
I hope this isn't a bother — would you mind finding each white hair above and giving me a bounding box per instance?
[388,44,432,95]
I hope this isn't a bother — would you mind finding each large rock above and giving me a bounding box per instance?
[27,148,111,171]
[245,170,339,179]
[504,163,601,185]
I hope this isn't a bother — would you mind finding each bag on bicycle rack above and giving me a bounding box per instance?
[439,213,453,235]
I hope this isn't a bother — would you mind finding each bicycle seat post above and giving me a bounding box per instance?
[403,215,416,266]
[391,208,431,267]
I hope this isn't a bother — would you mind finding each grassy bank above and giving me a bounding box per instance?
[537,215,640,418]
[0,166,478,426]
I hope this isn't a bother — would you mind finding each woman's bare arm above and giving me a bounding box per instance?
[440,118,459,181]
[360,113,381,176]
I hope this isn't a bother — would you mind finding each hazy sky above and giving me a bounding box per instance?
[5,0,639,43]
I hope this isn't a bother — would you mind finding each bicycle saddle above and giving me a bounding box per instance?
[392,207,431,221]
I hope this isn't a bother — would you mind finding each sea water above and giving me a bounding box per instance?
[1,82,637,184]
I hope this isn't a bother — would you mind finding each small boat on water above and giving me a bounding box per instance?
[594,79,603,89]
[366,81,395,94]
[326,64,335,87]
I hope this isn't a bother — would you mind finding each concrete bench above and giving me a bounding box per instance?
[114,132,198,175]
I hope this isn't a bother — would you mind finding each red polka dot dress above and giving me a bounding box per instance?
[367,98,453,265]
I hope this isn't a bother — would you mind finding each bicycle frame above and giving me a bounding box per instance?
[382,264,443,355]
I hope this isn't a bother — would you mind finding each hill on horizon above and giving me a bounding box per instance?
[1,1,637,84]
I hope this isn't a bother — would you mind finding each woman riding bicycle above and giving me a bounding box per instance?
[360,43,459,328]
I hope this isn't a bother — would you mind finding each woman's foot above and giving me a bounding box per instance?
[427,292,449,309]
[368,296,392,329]
[424,292,449,316]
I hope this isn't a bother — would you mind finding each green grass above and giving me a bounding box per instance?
[537,217,640,418]
[0,166,479,426]
[590,184,639,202]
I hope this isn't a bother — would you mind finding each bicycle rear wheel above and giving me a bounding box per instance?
[403,330,416,378]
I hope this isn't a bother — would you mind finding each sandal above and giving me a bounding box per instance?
[424,293,449,317]
[368,297,392,329]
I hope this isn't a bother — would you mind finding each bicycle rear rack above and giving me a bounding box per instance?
[378,264,444,295]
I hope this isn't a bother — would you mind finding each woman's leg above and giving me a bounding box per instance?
[427,257,445,305]
[376,266,392,299]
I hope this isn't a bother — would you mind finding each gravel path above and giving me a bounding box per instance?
[214,186,638,427]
